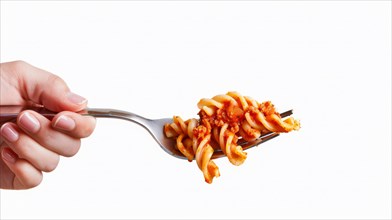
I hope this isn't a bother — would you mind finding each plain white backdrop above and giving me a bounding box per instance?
[1,1,391,219]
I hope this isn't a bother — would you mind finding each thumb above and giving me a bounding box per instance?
[14,61,88,112]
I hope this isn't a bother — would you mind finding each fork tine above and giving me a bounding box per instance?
[240,132,280,151]
[279,109,293,118]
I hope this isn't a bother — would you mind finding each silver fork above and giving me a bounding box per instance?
[0,106,293,160]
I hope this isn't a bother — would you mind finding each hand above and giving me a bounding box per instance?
[0,61,96,189]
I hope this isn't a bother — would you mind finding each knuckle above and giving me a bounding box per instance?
[47,74,66,88]
[74,116,96,138]
[11,60,29,69]
[63,140,81,157]
[23,174,43,189]
[80,123,95,137]
[41,155,60,173]
[7,60,32,75]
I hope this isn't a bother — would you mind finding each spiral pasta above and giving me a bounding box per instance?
[164,91,300,183]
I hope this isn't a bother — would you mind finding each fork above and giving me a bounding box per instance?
[0,105,293,160]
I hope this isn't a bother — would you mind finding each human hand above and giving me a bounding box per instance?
[0,61,96,189]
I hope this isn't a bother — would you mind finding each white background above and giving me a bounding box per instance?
[1,1,391,219]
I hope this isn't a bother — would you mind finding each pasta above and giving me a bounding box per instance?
[164,91,300,183]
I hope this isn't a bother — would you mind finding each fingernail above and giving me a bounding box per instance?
[53,115,76,131]
[67,92,87,105]
[0,124,19,142]
[2,147,18,164]
[19,112,40,133]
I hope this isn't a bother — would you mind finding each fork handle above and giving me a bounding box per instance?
[0,105,148,126]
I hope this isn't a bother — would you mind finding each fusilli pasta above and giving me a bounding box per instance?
[164,91,300,183]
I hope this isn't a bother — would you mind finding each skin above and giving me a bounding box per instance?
[0,61,96,189]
